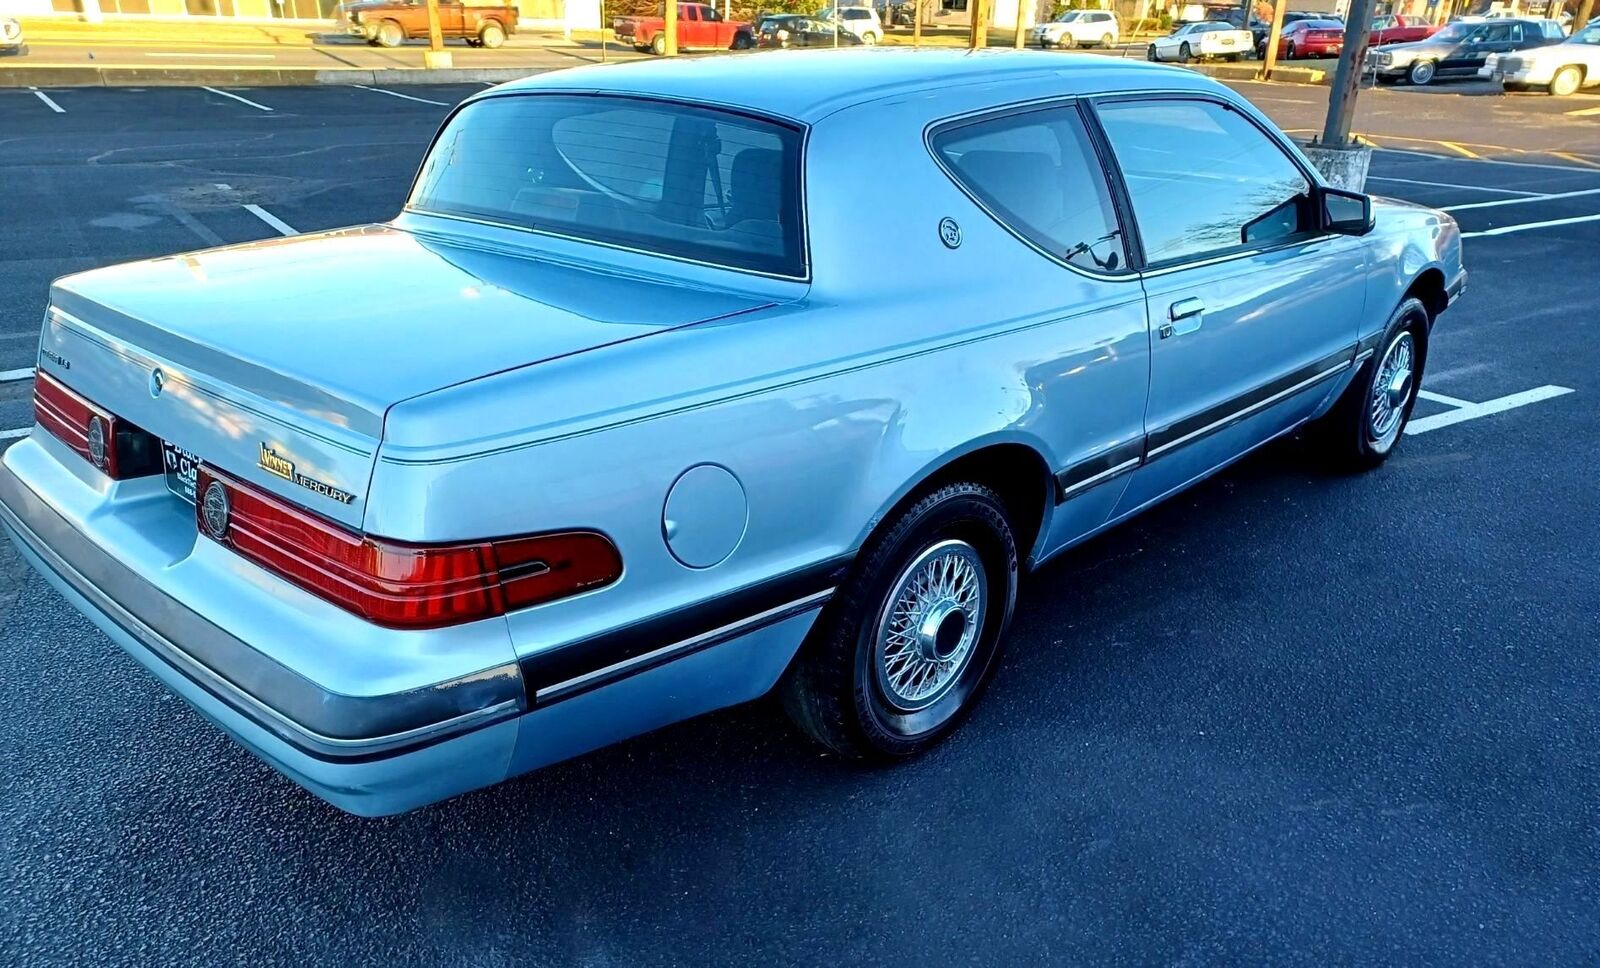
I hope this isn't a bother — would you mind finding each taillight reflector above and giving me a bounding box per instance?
[33,371,160,479]
[195,466,621,629]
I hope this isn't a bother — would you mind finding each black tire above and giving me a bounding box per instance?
[1286,40,1296,59]
[1179,41,1191,63]
[376,19,405,48]
[1100,32,1114,49]
[1408,59,1436,85]
[650,32,667,55]
[1550,65,1583,97]
[1311,297,1429,470]
[479,20,506,48]
[1146,43,1157,61]
[780,483,1019,760]
[730,30,754,49]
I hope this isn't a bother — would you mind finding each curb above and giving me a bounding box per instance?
[0,65,552,87]
[1190,62,1328,85]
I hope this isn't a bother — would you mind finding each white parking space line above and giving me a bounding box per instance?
[0,428,30,441]
[353,84,449,106]
[243,204,298,236]
[1462,213,1600,238]
[1368,175,1542,197]
[0,367,36,384]
[201,86,274,112]
[1442,187,1600,212]
[28,87,64,114]
[1417,389,1474,409]
[1378,147,1600,176]
[1407,385,1575,436]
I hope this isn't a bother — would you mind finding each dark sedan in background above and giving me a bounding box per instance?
[1368,17,1566,84]
[757,14,862,47]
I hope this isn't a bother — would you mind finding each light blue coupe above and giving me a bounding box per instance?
[0,50,1465,815]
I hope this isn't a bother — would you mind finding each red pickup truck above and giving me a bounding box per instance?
[614,2,755,55]
[346,0,518,49]
[1369,14,1439,46]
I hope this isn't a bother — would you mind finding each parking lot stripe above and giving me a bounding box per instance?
[1378,148,1600,175]
[1443,187,1600,212]
[0,428,30,440]
[148,52,275,59]
[1549,151,1600,170]
[1417,389,1474,409]
[1567,105,1600,117]
[1406,385,1574,436]
[1462,213,1600,238]
[28,87,64,114]
[0,368,35,384]
[353,85,449,107]
[201,86,274,112]
[1367,175,1541,197]
[243,204,298,236]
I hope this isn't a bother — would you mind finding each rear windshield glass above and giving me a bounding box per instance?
[409,94,806,278]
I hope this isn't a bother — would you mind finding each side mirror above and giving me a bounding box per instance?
[1320,186,1374,236]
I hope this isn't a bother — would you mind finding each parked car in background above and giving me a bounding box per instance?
[822,5,885,44]
[1483,19,1600,94]
[0,17,24,56]
[1,51,1464,816]
[1262,19,1346,59]
[616,2,756,53]
[1368,17,1565,84]
[1213,9,1273,51]
[759,13,860,46]
[1032,9,1120,49]
[1149,21,1252,62]
[1369,13,1439,46]
[347,0,518,48]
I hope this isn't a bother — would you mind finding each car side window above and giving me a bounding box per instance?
[933,105,1128,273]
[1094,98,1313,265]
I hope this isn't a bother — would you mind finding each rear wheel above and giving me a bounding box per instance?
[1286,40,1296,59]
[1408,59,1436,85]
[650,32,667,55]
[479,20,506,48]
[376,19,404,48]
[862,30,879,44]
[1550,65,1584,96]
[780,483,1018,760]
[1147,43,1158,61]
[1311,297,1428,470]
[730,30,754,49]
[1178,41,1191,63]
[1100,32,1114,48]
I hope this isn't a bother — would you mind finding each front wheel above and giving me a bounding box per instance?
[780,483,1019,760]
[1550,65,1583,97]
[650,32,667,55]
[1408,59,1436,85]
[1147,43,1158,61]
[1311,298,1428,470]
[478,21,506,48]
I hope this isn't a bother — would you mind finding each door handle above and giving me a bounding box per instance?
[1160,298,1205,339]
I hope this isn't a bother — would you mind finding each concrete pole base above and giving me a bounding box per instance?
[423,50,454,69]
[1301,141,1373,192]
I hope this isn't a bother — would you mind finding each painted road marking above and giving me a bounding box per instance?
[0,428,30,440]
[1416,389,1474,409]
[201,86,274,112]
[28,87,64,114]
[1567,105,1600,117]
[353,85,449,106]
[1462,213,1600,238]
[1407,385,1574,436]
[0,368,36,383]
[243,204,297,236]
[1378,148,1600,175]
[1367,175,1542,197]
[1443,187,1600,212]
[148,52,275,59]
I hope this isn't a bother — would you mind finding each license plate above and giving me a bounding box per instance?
[163,442,199,504]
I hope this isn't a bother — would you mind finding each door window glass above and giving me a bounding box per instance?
[1095,98,1312,264]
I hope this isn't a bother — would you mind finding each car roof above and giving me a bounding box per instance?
[491,48,1219,123]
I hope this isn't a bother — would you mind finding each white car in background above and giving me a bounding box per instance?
[1147,21,1252,62]
[823,5,884,43]
[1483,20,1600,94]
[1032,9,1121,49]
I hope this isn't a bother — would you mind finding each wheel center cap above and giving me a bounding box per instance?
[917,602,968,662]
[1387,365,1412,408]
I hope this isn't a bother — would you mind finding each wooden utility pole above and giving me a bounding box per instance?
[1320,0,1379,146]
[423,0,448,68]
[1258,0,1288,78]
[914,0,923,46]
[664,0,679,54]
[1577,0,1595,32]
[1015,0,1028,47]
[969,0,989,48]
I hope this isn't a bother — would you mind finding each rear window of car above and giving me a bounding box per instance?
[409,94,807,278]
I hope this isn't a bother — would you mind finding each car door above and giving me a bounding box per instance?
[929,101,1151,553]
[438,0,464,35]
[1088,95,1368,516]
[678,4,701,46]
[1444,22,1509,73]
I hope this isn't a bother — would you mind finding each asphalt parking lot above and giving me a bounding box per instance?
[1,81,1597,964]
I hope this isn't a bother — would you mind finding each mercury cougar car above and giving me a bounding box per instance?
[1,51,1465,816]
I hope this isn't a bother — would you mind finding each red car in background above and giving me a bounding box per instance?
[1262,18,1346,59]
[1369,13,1439,46]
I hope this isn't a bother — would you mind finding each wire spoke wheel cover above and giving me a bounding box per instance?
[874,539,987,711]
[1368,329,1414,447]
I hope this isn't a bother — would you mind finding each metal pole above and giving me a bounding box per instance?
[425,0,445,53]
[1320,0,1379,146]
[1259,0,1289,77]
[665,0,678,55]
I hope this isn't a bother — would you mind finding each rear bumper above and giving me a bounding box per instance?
[0,438,525,815]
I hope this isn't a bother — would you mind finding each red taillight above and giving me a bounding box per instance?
[195,466,621,629]
[33,371,160,479]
